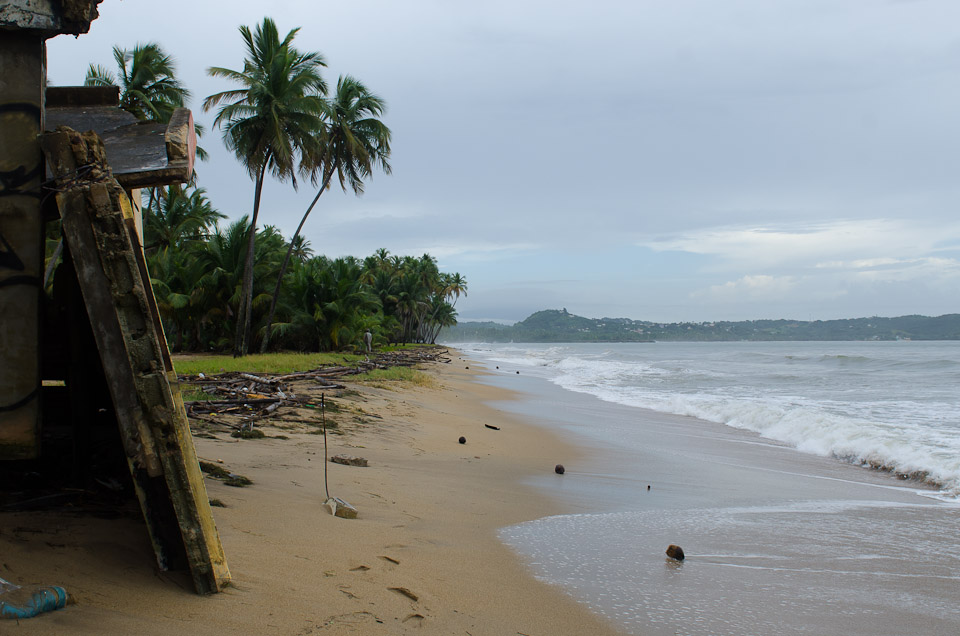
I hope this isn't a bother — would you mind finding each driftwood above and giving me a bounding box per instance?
[180,347,450,429]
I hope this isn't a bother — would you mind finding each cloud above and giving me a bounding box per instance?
[695,274,799,302]
[641,219,960,271]
[405,242,540,262]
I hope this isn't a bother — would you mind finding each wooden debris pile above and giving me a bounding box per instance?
[372,348,452,367]
[180,348,450,435]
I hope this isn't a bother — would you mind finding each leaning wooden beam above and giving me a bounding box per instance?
[40,127,230,595]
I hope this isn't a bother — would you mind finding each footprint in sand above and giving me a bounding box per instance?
[318,611,382,630]
[402,613,425,626]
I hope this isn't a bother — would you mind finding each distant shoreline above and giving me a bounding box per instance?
[443,308,960,342]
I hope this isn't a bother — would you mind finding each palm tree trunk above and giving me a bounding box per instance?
[260,164,336,353]
[233,161,268,357]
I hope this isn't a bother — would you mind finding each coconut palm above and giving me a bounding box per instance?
[85,40,209,231]
[423,295,458,344]
[441,272,468,307]
[143,186,224,252]
[267,256,377,351]
[260,75,392,352]
[203,17,327,356]
[86,43,190,123]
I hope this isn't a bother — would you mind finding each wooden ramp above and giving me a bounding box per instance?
[40,127,230,594]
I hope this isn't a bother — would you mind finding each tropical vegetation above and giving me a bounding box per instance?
[260,74,392,352]
[203,17,328,356]
[142,203,464,352]
[63,18,466,355]
[85,42,191,124]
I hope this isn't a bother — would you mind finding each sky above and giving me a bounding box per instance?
[46,0,960,324]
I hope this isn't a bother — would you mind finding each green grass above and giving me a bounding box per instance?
[182,388,219,402]
[379,343,443,352]
[173,352,362,376]
[354,367,435,387]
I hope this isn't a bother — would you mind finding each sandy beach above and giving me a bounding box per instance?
[1,353,623,635]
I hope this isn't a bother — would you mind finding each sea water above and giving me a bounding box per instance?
[453,341,960,635]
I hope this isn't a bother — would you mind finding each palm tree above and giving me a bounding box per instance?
[86,43,190,123]
[266,256,377,351]
[289,234,314,262]
[204,17,327,356]
[260,75,392,352]
[441,272,468,307]
[193,219,251,350]
[424,295,458,344]
[143,186,223,252]
[85,41,210,225]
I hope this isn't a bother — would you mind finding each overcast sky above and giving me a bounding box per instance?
[47,0,960,323]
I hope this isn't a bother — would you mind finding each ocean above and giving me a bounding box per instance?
[453,341,960,635]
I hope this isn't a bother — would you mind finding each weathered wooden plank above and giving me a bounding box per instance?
[40,127,230,594]
[45,99,195,189]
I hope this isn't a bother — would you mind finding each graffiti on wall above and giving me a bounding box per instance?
[0,102,42,199]
[0,94,42,448]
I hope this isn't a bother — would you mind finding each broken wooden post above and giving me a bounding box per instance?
[40,127,229,594]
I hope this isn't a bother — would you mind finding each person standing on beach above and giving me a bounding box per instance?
[364,329,373,353]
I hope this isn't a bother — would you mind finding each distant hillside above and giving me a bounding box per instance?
[441,309,960,342]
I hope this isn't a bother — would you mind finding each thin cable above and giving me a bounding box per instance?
[321,393,330,500]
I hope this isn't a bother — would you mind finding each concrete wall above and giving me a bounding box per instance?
[0,32,44,458]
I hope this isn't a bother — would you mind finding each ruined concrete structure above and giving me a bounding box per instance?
[0,0,230,594]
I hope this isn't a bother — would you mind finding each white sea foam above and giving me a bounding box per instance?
[498,500,960,635]
[459,341,960,495]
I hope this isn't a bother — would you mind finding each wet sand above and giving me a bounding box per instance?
[1,357,623,635]
[479,368,960,635]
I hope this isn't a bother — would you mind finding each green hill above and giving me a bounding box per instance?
[441,309,960,342]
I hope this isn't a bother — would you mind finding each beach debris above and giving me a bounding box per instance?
[484,424,500,430]
[666,544,685,561]
[331,454,368,467]
[231,427,266,439]
[389,587,419,602]
[350,565,370,572]
[225,474,252,488]
[324,496,358,519]
[555,464,565,474]
[0,582,69,620]
[379,555,401,565]
[459,436,467,444]
[180,348,453,436]
[199,461,253,488]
